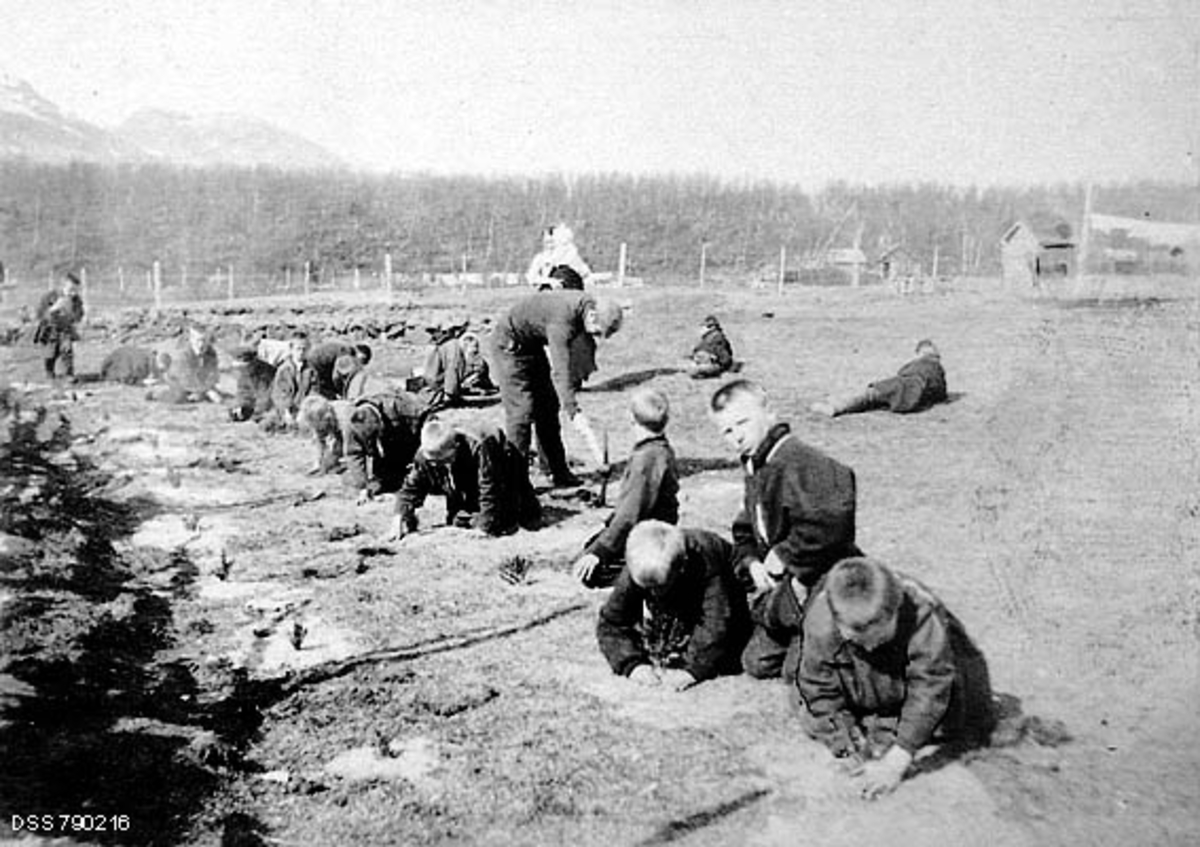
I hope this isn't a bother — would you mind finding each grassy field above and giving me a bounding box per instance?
[1,278,1198,846]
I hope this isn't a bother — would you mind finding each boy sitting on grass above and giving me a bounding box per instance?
[387,418,541,540]
[798,557,995,800]
[597,520,751,691]
[573,386,680,589]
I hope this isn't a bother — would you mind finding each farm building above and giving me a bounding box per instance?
[1086,213,1200,275]
[877,244,921,283]
[1000,220,1076,288]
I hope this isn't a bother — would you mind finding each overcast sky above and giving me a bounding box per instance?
[4,0,1198,187]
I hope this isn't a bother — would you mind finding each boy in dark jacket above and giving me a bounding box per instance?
[306,339,358,400]
[689,315,735,379]
[812,339,947,417]
[271,332,316,426]
[33,272,85,382]
[573,386,679,588]
[100,345,171,385]
[709,379,863,684]
[158,324,221,404]
[228,346,277,422]
[597,521,751,690]
[388,418,540,540]
[798,557,995,800]
[345,391,428,503]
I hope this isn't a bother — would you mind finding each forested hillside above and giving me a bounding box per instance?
[0,159,1194,284]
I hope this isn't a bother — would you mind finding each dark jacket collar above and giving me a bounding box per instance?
[745,422,791,468]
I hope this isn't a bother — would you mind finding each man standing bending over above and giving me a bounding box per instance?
[489,289,623,487]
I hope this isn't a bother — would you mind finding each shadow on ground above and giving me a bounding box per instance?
[0,394,272,845]
[585,367,683,393]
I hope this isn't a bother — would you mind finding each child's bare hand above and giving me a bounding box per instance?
[658,669,696,691]
[851,747,911,800]
[628,665,660,687]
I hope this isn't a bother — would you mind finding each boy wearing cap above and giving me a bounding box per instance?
[344,390,429,504]
[597,520,752,690]
[33,272,85,382]
[690,315,735,379]
[388,418,541,540]
[798,557,995,799]
[812,339,947,417]
[573,386,680,588]
[490,289,623,488]
[305,340,359,400]
[709,379,863,685]
[421,332,497,411]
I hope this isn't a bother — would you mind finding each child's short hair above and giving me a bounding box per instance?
[826,558,902,626]
[349,404,381,438]
[630,386,670,432]
[915,338,939,356]
[289,329,309,342]
[709,378,767,413]
[418,418,458,460]
[298,395,337,438]
[625,520,685,589]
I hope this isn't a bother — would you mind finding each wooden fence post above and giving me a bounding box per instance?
[385,253,394,299]
[618,242,627,286]
[227,267,235,303]
[118,266,125,297]
[152,261,162,314]
[303,261,311,298]
[778,246,786,295]
[354,266,361,292]
[699,242,707,288]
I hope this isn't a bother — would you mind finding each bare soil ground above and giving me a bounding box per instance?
[2,281,1197,846]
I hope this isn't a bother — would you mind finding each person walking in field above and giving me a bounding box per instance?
[811,339,947,418]
[387,418,541,541]
[489,289,623,488]
[597,521,752,691]
[32,272,85,383]
[572,386,680,589]
[797,557,995,800]
[709,379,863,687]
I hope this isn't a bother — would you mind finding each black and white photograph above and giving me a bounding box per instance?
[1,1,1197,845]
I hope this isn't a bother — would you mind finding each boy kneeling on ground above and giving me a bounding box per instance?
[798,557,996,800]
[387,418,541,540]
[597,520,751,691]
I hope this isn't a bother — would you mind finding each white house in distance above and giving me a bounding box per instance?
[1086,213,1200,276]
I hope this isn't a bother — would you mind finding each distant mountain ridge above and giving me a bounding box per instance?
[0,73,344,171]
